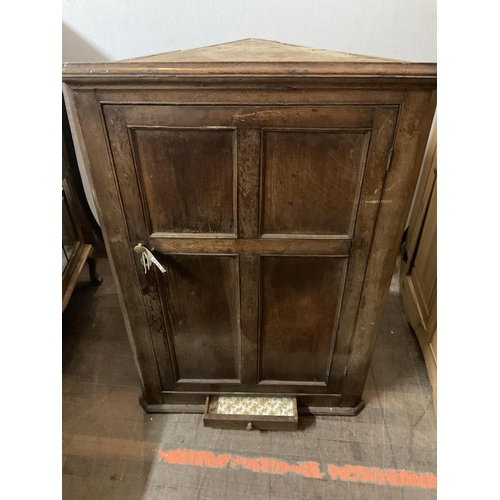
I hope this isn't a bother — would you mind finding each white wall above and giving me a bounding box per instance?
[62,0,436,63]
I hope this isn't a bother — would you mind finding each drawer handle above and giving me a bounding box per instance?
[246,422,253,431]
[134,243,166,274]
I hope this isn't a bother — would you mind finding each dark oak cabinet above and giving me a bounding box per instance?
[63,39,436,415]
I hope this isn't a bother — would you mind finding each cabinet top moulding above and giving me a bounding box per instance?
[62,38,436,88]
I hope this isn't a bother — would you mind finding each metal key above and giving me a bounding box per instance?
[133,244,166,274]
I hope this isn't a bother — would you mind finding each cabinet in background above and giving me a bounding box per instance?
[62,99,102,312]
[401,122,437,412]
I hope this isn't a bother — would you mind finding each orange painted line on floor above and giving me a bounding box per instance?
[327,464,437,489]
[157,448,436,489]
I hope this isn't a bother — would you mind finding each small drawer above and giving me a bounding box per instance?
[203,396,298,431]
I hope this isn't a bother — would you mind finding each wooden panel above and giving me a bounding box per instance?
[239,254,259,385]
[123,39,398,64]
[149,236,351,256]
[156,254,240,381]
[64,88,163,404]
[430,330,437,360]
[261,130,369,236]
[63,61,437,88]
[259,256,346,383]
[405,121,437,261]
[203,395,298,431]
[400,120,437,414]
[103,105,178,391]
[328,107,399,392]
[411,182,437,319]
[62,244,92,312]
[153,393,350,414]
[401,274,437,414]
[130,128,236,234]
[203,414,297,431]
[121,105,376,129]
[340,90,437,407]
[96,88,407,106]
[169,380,332,394]
[237,129,261,239]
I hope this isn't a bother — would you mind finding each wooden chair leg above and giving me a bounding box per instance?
[87,248,103,285]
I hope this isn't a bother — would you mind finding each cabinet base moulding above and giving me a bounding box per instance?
[139,396,365,416]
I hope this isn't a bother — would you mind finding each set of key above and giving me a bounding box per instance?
[133,244,166,274]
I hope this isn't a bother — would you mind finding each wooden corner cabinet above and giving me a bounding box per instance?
[62,39,436,415]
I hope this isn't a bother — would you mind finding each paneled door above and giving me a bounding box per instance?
[103,105,398,397]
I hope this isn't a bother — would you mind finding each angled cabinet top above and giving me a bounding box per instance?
[120,39,400,63]
[62,38,436,86]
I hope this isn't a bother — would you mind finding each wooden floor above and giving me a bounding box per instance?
[62,258,436,500]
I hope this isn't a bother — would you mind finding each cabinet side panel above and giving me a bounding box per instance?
[64,87,163,404]
[340,90,437,407]
[328,107,399,393]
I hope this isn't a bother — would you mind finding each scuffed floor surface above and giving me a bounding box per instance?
[62,258,436,500]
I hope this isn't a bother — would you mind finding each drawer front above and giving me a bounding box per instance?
[203,396,298,431]
[103,104,398,395]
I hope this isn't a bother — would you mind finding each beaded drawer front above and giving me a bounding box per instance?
[203,396,298,431]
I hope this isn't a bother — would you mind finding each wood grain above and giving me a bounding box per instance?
[149,236,351,255]
[400,121,437,413]
[239,254,259,385]
[328,107,399,393]
[64,87,163,404]
[259,256,347,383]
[96,88,407,106]
[261,130,370,236]
[130,128,236,234]
[340,90,437,407]
[63,43,436,413]
[119,105,376,129]
[104,105,178,391]
[62,244,92,312]
[237,129,260,239]
[158,254,240,381]
[123,39,399,64]
[410,184,437,319]
[63,36,437,89]
[62,127,97,311]
[203,414,298,431]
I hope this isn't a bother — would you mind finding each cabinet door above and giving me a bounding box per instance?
[103,105,397,396]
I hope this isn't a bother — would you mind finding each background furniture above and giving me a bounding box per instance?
[62,39,436,415]
[401,121,437,412]
[62,98,102,312]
